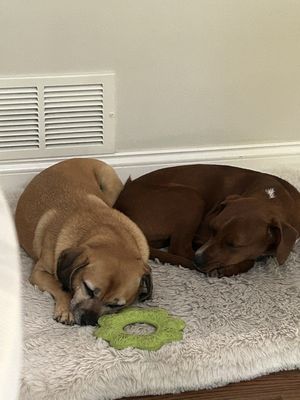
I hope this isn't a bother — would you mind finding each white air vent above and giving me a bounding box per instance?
[0,74,115,161]
[44,84,104,148]
[0,87,39,151]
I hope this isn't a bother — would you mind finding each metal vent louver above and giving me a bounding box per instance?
[0,74,115,161]
[44,84,104,148]
[0,87,39,151]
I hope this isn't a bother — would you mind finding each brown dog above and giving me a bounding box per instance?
[15,158,152,326]
[115,164,300,277]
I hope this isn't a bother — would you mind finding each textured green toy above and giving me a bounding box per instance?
[94,307,185,351]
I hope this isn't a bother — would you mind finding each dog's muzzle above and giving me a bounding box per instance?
[72,303,100,326]
[79,310,99,326]
[193,252,207,272]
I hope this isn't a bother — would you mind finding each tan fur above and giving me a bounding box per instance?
[33,209,57,259]
[15,158,151,325]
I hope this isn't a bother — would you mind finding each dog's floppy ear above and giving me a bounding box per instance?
[56,247,89,291]
[268,219,298,265]
[124,176,132,187]
[207,201,226,218]
[207,195,241,218]
[138,265,153,302]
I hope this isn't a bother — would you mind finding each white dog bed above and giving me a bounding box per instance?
[0,190,21,400]
[10,167,300,400]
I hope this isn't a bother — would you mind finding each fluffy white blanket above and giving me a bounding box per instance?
[11,168,300,400]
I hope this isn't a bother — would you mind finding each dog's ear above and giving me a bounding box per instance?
[124,176,132,187]
[56,247,89,291]
[138,265,153,302]
[268,219,298,265]
[207,195,241,218]
[207,201,226,218]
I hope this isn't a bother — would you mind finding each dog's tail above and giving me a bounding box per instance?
[93,162,124,207]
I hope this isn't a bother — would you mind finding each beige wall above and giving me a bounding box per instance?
[1,0,299,152]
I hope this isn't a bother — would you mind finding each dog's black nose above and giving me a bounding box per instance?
[194,252,206,271]
[80,310,99,326]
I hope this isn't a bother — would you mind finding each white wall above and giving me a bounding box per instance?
[0,0,300,153]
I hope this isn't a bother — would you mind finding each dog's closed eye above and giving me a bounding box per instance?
[106,303,122,309]
[225,239,246,249]
[225,240,236,248]
[83,281,94,297]
[83,281,101,298]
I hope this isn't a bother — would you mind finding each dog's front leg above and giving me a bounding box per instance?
[150,247,195,269]
[210,260,255,277]
[169,199,205,264]
[30,262,74,325]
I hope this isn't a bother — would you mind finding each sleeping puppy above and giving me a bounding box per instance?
[115,164,300,277]
[15,158,152,326]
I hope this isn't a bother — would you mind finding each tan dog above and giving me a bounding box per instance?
[15,158,152,326]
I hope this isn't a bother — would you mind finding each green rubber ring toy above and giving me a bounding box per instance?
[94,307,185,351]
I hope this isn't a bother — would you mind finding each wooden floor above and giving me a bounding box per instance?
[121,370,300,400]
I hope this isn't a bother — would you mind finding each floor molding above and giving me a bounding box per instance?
[1,141,300,192]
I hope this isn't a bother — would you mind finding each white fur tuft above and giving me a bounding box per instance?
[265,187,276,199]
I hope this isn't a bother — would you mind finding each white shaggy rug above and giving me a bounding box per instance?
[10,168,300,400]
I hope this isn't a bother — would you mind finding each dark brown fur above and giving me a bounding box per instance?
[115,164,300,277]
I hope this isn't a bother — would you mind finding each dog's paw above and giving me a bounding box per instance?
[54,304,75,325]
[207,268,225,278]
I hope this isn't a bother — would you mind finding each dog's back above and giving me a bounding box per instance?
[15,158,123,257]
[117,164,300,214]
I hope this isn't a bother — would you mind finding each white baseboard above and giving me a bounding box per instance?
[1,141,300,192]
